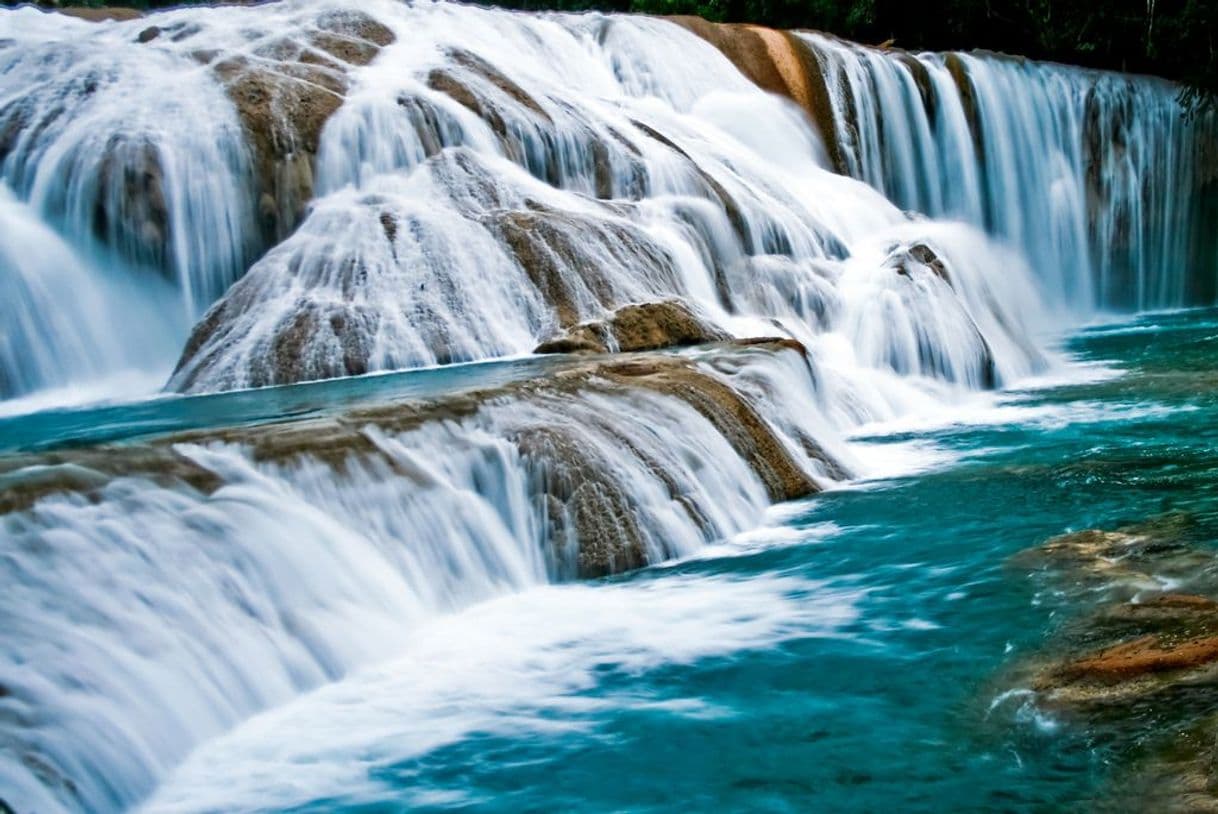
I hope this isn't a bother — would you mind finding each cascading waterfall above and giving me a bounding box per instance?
[2,0,1207,399]
[0,186,180,399]
[159,1,1045,395]
[802,33,1214,309]
[0,1,1214,812]
[0,347,832,814]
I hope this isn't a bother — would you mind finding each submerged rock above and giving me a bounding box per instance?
[1035,595,1218,706]
[1010,513,1209,597]
[999,515,1218,808]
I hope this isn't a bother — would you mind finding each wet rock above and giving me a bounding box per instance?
[999,516,1218,808]
[1022,591,1218,746]
[3,346,825,578]
[137,26,161,44]
[1010,513,1209,598]
[93,137,170,274]
[732,336,809,356]
[669,17,845,173]
[944,53,984,158]
[512,424,648,578]
[905,243,951,285]
[428,48,552,132]
[490,207,680,327]
[534,300,729,355]
[600,357,819,502]
[212,11,395,240]
[55,6,143,22]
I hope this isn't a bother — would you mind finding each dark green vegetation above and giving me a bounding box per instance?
[26,0,1218,112]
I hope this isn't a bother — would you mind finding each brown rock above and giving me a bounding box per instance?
[212,11,395,241]
[56,6,143,22]
[534,300,729,355]
[601,357,819,502]
[1058,634,1218,683]
[669,17,846,173]
[4,346,826,579]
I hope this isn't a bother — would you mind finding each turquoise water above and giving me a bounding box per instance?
[0,355,567,453]
[129,309,1218,813]
[5,310,1215,812]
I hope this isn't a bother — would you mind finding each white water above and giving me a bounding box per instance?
[0,0,1184,399]
[0,1,1213,812]
[804,34,1213,309]
[0,348,836,813]
[0,187,181,397]
[167,3,1046,394]
[141,570,859,813]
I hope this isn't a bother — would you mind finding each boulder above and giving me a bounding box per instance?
[534,300,729,355]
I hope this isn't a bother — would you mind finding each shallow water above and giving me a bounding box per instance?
[116,308,1216,813]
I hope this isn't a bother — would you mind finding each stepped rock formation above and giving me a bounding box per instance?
[0,2,1216,810]
[3,1,1214,399]
[0,339,842,812]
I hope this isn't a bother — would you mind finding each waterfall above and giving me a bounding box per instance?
[157,1,1047,395]
[0,346,838,814]
[0,1,1215,811]
[0,0,1209,400]
[0,186,181,399]
[801,33,1214,310]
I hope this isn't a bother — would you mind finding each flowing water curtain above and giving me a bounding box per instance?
[0,2,1211,402]
[165,3,1048,397]
[0,347,820,814]
[797,32,1213,310]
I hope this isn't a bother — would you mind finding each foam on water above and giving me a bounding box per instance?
[0,2,1213,811]
[141,572,861,814]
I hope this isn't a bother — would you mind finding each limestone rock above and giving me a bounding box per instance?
[534,300,729,355]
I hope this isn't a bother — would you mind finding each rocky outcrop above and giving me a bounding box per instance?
[487,203,682,327]
[1000,515,1218,809]
[1035,594,1218,706]
[534,300,729,355]
[599,355,818,502]
[55,6,144,22]
[206,10,395,241]
[8,345,829,577]
[669,17,844,173]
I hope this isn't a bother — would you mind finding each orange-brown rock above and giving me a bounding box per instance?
[56,6,143,22]
[1057,634,1218,683]
[211,11,395,240]
[668,17,844,172]
[534,300,729,355]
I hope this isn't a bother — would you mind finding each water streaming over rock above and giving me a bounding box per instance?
[0,1,1214,811]
[800,33,1215,310]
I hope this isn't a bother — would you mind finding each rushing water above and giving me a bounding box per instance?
[4,307,1215,813]
[137,309,1217,813]
[0,0,1216,811]
[0,0,1212,400]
